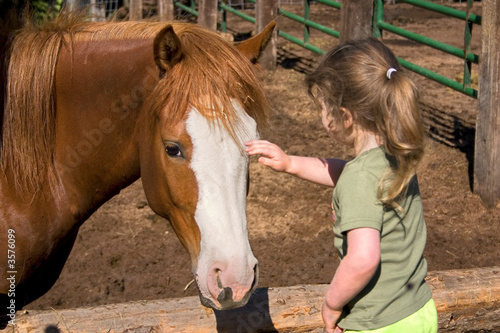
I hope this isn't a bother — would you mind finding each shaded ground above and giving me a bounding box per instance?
[30,2,499,312]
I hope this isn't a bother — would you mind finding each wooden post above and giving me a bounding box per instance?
[158,0,174,21]
[129,0,143,21]
[198,0,218,31]
[89,0,106,21]
[474,0,500,208]
[339,0,374,43]
[256,0,278,71]
[89,0,96,19]
[65,0,77,12]
[12,267,500,332]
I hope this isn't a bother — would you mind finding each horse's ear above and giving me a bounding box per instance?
[235,21,276,64]
[154,25,184,77]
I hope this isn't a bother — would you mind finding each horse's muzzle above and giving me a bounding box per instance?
[197,263,259,310]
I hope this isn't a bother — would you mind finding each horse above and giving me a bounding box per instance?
[0,14,275,319]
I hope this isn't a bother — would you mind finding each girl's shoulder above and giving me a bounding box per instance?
[336,148,388,196]
[343,146,389,178]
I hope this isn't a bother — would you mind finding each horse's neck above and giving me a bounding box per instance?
[54,38,159,221]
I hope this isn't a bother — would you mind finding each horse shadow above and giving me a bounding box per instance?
[213,287,278,332]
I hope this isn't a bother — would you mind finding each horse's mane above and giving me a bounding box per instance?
[0,14,269,193]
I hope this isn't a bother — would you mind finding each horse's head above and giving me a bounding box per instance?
[139,22,274,310]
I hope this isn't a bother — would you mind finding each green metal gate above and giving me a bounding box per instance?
[173,0,481,98]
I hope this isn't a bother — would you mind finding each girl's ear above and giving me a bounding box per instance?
[340,107,354,130]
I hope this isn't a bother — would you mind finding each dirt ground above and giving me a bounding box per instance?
[29,2,500,312]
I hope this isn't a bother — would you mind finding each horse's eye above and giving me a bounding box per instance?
[164,142,183,158]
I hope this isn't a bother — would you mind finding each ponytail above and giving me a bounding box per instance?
[376,67,424,208]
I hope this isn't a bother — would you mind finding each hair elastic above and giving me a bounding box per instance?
[386,68,397,79]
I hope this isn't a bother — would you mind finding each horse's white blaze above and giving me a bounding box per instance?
[186,102,258,307]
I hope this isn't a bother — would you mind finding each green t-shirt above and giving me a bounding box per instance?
[332,146,432,330]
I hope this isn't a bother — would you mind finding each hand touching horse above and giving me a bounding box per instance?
[0,16,275,317]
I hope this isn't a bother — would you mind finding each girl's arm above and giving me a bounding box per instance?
[245,140,346,187]
[322,227,381,332]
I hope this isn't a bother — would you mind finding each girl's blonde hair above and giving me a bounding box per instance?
[306,38,424,208]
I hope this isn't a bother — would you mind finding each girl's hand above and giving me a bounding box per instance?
[244,140,291,173]
[322,301,344,333]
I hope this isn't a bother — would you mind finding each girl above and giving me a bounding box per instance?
[245,38,437,333]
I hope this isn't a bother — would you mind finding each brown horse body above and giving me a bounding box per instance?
[0,18,274,318]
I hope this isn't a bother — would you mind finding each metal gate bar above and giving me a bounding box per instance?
[401,0,480,23]
[174,1,199,16]
[220,2,256,25]
[277,0,340,54]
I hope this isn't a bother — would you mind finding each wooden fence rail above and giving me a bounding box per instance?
[10,266,500,332]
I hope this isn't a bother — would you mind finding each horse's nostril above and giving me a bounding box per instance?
[216,272,223,289]
[217,286,234,305]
